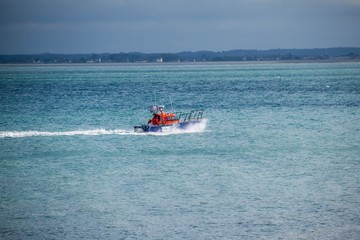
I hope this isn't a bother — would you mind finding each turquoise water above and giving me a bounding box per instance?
[1,62,359,239]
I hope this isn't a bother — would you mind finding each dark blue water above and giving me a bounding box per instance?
[1,62,359,239]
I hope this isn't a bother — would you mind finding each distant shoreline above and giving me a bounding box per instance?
[1,47,359,64]
[1,59,359,67]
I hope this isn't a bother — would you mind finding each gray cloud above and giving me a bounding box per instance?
[0,0,359,53]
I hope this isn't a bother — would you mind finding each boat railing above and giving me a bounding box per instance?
[175,110,204,122]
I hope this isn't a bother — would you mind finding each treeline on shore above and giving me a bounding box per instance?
[1,47,359,64]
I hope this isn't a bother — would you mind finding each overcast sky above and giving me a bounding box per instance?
[0,0,360,54]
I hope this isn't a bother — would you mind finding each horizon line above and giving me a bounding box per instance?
[1,46,360,56]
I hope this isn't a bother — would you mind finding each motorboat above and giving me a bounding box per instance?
[134,105,206,133]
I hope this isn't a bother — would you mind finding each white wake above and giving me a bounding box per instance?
[0,129,136,138]
[0,120,207,138]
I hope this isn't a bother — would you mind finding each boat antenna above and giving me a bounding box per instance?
[169,96,175,113]
[152,90,157,106]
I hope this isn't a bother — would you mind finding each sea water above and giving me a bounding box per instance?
[0,62,359,239]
